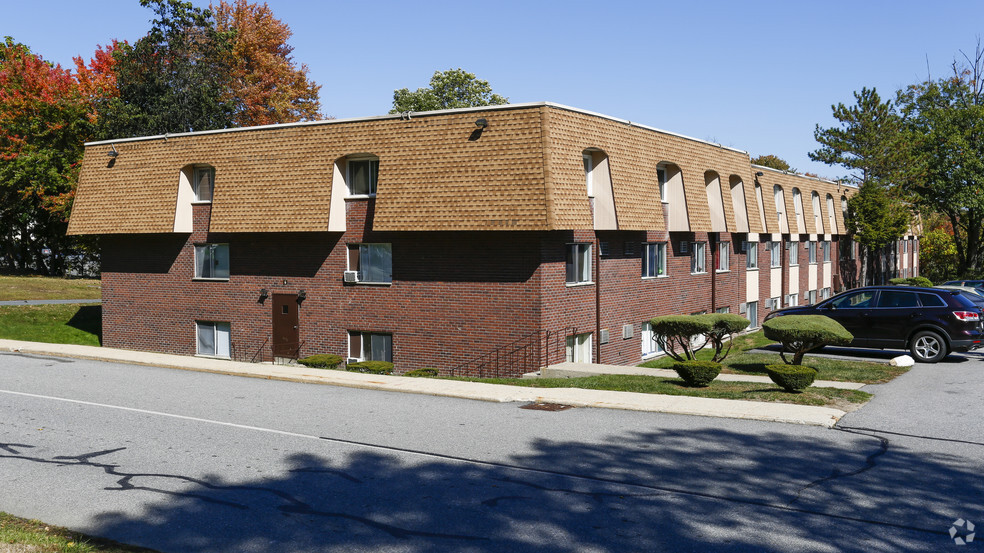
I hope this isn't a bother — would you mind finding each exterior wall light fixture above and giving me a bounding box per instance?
[107,145,119,158]
[475,118,488,128]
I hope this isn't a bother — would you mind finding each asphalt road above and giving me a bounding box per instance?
[0,351,982,552]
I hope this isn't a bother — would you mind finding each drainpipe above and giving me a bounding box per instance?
[595,232,602,364]
[710,233,717,312]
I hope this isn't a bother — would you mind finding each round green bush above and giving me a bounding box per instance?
[765,364,817,392]
[345,360,394,375]
[672,360,722,387]
[403,367,439,377]
[297,354,343,370]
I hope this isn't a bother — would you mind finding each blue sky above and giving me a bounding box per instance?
[5,0,983,178]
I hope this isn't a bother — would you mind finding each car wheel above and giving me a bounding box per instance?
[910,331,947,363]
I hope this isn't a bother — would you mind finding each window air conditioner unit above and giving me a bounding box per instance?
[739,302,747,314]
[765,298,775,309]
[343,270,359,283]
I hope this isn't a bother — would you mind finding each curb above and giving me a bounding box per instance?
[0,339,847,427]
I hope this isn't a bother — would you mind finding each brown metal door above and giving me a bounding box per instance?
[272,293,299,358]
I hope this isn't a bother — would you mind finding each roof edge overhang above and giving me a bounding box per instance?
[84,102,749,155]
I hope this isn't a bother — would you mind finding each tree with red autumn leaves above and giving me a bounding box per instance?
[0,37,105,274]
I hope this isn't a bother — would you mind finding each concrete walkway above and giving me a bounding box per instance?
[0,299,100,306]
[0,339,855,428]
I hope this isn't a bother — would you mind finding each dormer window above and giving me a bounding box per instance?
[583,154,594,198]
[347,156,379,197]
[194,166,214,202]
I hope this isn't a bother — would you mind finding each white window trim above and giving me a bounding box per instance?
[566,243,593,286]
[691,241,707,274]
[583,154,594,198]
[770,241,782,268]
[196,321,231,358]
[788,242,799,267]
[193,243,230,281]
[716,242,730,273]
[566,332,593,363]
[348,331,393,362]
[193,166,214,203]
[348,243,393,284]
[346,156,379,198]
[642,242,667,279]
[640,321,665,359]
[746,241,759,270]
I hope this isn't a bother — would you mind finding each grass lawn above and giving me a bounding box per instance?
[0,304,101,346]
[0,512,156,552]
[0,275,101,301]
[451,373,871,409]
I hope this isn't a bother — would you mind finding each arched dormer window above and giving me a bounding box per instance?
[828,194,839,234]
[345,154,379,197]
[792,188,805,231]
[729,176,749,233]
[773,185,787,230]
[812,191,823,234]
[582,148,617,230]
[193,165,215,202]
[705,171,727,232]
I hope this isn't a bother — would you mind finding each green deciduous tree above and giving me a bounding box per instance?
[750,154,795,173]
[98,0,237,138]
[918,215,959,283]
[390,68,508,113]
[897,44,984,277]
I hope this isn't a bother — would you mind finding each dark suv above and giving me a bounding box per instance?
[763,286,983,363]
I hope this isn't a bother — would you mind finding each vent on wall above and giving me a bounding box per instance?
[600,329,610,344]
[343,270,358,283]
[622,324,634,339]
[739,302,747,314]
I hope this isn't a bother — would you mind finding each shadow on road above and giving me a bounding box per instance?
[4,424,980,552]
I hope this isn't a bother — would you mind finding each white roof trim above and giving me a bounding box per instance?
[84,101,748,154]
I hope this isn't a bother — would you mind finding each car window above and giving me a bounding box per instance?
[916,292,946,307]
[830,290,875,309]
[876,290,919,308]
[957,291,984,305]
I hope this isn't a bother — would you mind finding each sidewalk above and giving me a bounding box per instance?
[0,339,852,428]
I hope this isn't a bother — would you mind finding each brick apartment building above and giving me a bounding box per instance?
[67,102,919,376]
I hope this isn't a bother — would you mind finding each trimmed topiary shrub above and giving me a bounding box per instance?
[345,360,394,375]
[696,313,751,362]
[649,315,715,361]
[765,364,817,392]
[889,276,933,287]
[763,315,853,365]
[672,360,722,387]
[404,367,439,377]
[297,354,344,370]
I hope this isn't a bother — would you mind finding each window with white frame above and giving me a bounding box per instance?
[641,321,664,358]
[823,240,831,262]
[196,321,230,357]
[657,167,668,202]
[347,243,392,283]
[583,154,594,198]
[566,243,592,284]
[770,241,782,268]
[746,301,758,328]
[347,157,379,196]
[903,239,908,253]
[821,287,832,300]
[566,332,592,362]
[717,242,729,272]
[194,243,229,280]
[787,293,798,307]
[789,241,799,266]
[807,289,818,305]
[808,241,817,264]
[348,331,392,362]
[642,242,666,278]
[691,241,707,274]
[746,241,758,269]
[193,166,214,202]
[716,306,730,314]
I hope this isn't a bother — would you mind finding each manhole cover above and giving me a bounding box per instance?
[520,402,574,411]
